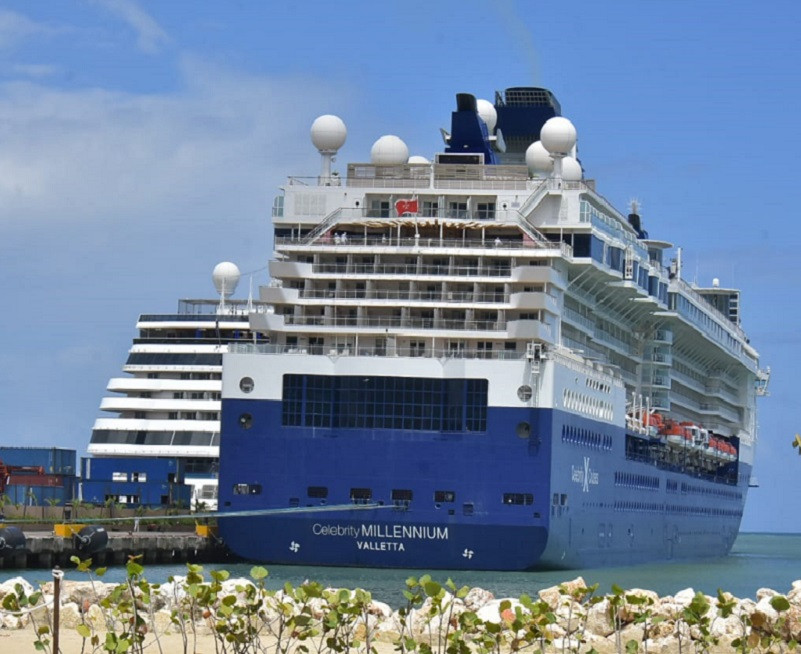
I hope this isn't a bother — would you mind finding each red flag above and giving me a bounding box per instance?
[395,198,418,216]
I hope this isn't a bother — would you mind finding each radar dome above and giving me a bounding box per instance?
[212,261,241,297]
[561,156,583,181]
[408,155,430,164]
[476,98,497,132]
[311,115,347,152]
[370,135,409,165]
[540,117,577,155]
[525,141,554,174]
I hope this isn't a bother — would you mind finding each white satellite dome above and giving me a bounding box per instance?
[525,141,554,175]
[476,98,497,132]
[561,156,583,181]
[540,116,577,155]
[408,155,430,164]
[212,261,241,297]
[310,115,347,152]
[370,135,409,165]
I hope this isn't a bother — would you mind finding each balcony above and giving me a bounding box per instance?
[268,260,313,279]
[653,329,673,344]
[258,313,509,334]
[562,306,595,332]
[99,397,220,413]
[509,291,559,314]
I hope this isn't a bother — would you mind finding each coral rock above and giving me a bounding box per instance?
[585,598,615,637]
[463,586,494,611]
[58,602,83,629]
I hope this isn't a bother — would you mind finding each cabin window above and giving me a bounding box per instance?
[434,490,455,503]
[233,483,262,495]
[350,488,372,504]
[503,493,534,505]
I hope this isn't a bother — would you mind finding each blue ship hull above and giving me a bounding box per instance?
[218,398,748,570]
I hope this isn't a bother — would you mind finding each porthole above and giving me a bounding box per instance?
[516,422,531,439]
[239,377,255,393]
[238,413,253,429]
[517,385,533,402]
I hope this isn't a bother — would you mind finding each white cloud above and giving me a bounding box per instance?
[91,0,169,54]
[0,9,54,49]
[0,55,356,234]
[9,63,60,79]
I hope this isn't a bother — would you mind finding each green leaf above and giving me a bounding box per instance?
[771,595,791,612]
[250,566,268,580]
[211,569,230,582]
[423,581,442,597]
[96,567,107,577]
[76,623,91,638]
[37,625,50,635]
[126,560,144,577]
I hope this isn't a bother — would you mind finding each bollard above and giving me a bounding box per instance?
[52,567,63,654]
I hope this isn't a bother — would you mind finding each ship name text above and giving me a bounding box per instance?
[312,523,449,540]
[312,522,449,553]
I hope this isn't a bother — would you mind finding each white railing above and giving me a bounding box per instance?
[229,342,531,361]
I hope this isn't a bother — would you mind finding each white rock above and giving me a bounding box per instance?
[585,597,615,637]
[620,623,645,644]
[752,596,779,624]
[475,598,526,624]
[626,587,661,604]
[756,587,778,601]
[368,600,392,619]
[538,577,588,609]
[58,602,83,629]
[673,588,696,607]
[464,586,494,611]
[85,603,108,632]
[1,611,29,629]
[0,577,35,600]
[554,599,585,634]
[583,632,618,654]
[152,608,175,635]
[710,614,744,639]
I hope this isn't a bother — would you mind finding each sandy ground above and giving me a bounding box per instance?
[0,624,401,653]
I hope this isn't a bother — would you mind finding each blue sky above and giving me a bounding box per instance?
[1,0,799,533]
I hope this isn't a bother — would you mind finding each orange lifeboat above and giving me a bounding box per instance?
[662,420,692,448]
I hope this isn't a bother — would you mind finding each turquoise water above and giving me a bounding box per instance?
[4,533,798,606]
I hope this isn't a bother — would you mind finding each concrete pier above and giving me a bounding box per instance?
[0,530,232,569]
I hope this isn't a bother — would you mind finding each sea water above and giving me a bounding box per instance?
[3,533,798,606]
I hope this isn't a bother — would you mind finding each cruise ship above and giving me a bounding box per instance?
[87,275,269,510]
[216,88,769,570]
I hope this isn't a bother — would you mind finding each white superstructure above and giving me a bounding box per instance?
[88,266,270,509]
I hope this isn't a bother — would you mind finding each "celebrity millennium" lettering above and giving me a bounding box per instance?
[312,522,449,540]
